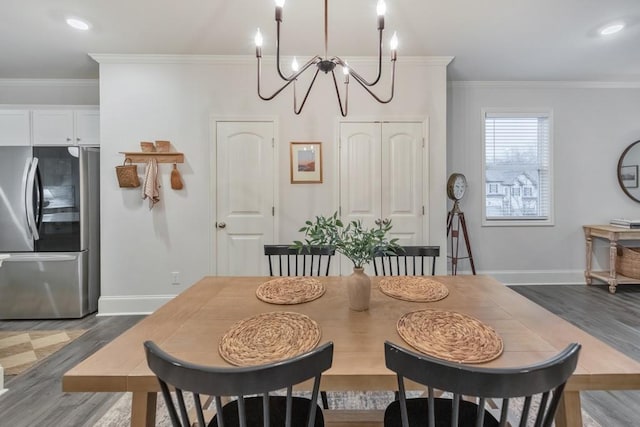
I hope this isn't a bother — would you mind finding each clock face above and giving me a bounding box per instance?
[447,173,467,200]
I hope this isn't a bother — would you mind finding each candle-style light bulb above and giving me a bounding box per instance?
[291,57,299,72]
[390,31,398,50]
[376,0,386,30]
[255,28,263,58]
[343,64,350,83]
[255,28,263,47]
[275,0,285,7]
[389,32,398,60]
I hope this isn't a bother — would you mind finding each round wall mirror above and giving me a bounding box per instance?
[618,140,640,203]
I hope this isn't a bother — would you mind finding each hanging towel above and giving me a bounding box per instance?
[142,158,160,209]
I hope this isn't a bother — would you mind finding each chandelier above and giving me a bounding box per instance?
[254,0,398,117]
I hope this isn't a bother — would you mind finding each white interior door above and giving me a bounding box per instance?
[340,122,381,274]
[215,121,275,276]
[382,122,424,245]
[339,121,424,274]
[339,122,382,228]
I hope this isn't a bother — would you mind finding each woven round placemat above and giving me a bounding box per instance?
[379,276,449,302]
[397,309,503,364]
[256,277,325,304]
[219,311,321,366]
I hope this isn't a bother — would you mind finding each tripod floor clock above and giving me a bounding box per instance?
[446,173,476,275]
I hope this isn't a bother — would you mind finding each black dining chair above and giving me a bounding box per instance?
[144,340,334,427]
[373,245,440,276]
[383,341,581,427]
[264,244,335,277]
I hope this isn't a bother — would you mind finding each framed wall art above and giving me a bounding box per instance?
[290,142,323,183]
[621,165,639,189]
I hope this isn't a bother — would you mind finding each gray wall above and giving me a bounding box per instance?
[448,82,640,284]
[0,79,99,105]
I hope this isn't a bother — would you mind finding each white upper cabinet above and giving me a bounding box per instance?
[0,110,31,146]
[74,110,100,146]
[32,108,100,146]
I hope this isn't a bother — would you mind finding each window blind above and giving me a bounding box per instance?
[483,112,551,222]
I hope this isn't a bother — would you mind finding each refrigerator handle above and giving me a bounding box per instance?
[25,157,40,241]
[35,164,44,232]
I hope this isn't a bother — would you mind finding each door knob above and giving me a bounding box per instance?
[382,218,390,225]
[374,218,382,225]
[217,222,226,229]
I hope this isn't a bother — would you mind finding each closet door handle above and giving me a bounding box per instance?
[217,222,226,229]
[382,218,390,226]
[374,218,382,226]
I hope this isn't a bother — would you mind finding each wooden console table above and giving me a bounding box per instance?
[583,225,640,293]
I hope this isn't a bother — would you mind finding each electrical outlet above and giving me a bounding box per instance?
[171,271,180,285]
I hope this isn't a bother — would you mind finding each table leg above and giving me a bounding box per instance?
[131,391,157,427]
[585,234,593,285]
[609,241,618,294]
[555,390,582,427]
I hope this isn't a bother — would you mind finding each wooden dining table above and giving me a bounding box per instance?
[63,275,640,427]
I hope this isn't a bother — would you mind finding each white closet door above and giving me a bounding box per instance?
[215,121,275,276]
[339,122,382,229]
[339,121,424,274]
[381,122,424,245]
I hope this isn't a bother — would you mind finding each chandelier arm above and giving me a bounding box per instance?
[257,57,296,101]
[349,59,396,104]
[275,20,298,81]
[330,70,349,117]
[294,68,322,115]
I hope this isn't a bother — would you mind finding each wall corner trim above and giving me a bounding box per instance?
[0,78,98,88]
[449,80,640,89]
[89,53,454,67]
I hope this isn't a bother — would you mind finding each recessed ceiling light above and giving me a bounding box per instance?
[66,17,91,31]
[599,22,625,36]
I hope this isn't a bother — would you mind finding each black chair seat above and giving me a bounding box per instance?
[212,396,324,427]
[384,398,499,427]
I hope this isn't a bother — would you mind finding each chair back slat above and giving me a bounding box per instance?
[384,341,580,427]
[265,245,335,277]
[145,341,333,427]
[373,245,440,276]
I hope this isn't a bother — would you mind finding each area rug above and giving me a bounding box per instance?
[94,390,602,426]
[0,330,86,376]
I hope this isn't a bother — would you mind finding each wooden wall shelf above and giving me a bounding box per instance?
[120,152,184,163]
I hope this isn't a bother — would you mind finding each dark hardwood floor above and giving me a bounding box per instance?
[0,284,639,426]
[0,314,144,427]
[512,284,640,427]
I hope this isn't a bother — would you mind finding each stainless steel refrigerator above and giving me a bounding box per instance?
[0,146,100,319]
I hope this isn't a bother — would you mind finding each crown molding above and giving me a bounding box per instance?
[449,80,640,89]
[90,53,453,67]
[0,78,98,87]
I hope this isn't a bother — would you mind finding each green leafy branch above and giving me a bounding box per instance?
[293,212,400,268]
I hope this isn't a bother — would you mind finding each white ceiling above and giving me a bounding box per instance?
[1,0,639,81]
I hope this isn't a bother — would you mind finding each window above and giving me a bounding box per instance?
[482,109,553,226]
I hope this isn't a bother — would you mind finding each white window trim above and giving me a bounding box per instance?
[481,108,554,227]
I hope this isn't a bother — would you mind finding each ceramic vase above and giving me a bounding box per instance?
[347,267,371,311]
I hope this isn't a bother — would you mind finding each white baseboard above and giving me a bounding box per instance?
[97,295,176,316]
[473,269,586,286]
